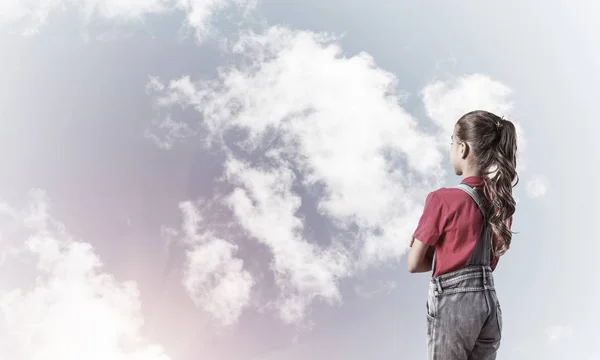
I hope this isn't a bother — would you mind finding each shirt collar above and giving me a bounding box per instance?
[461,176,485,188]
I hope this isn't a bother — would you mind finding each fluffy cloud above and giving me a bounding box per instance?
[223,159,351,323]
[421,74,527,157]
[526,175,549,198]
[0,190,171,360]
[183,239,254,326]
[144,77,198,150]
[421,74,514,137]
[170,201,254,326]
[0,0,253,38]
[148,26,446,324]
[178,0,255,40]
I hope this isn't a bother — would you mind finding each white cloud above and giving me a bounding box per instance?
[354,280,397,299]
[545,325,573,343]
[421,74,514,137]
[0,190,171,360]
[183,238,254,326]
[177,0,256,40]
[172,201,254,326]
[223,158,350,323]
[421,74,527,153]
[144,115,196,150]
[526,175,549,198]
[0,0,169,36]
[144,76,205,149]
[0,0,253,39]
[149,26,446,324]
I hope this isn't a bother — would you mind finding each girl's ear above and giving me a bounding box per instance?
[460,141,470,160]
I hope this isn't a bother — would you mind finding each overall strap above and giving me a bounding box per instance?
[456,183,492,267]
[456,183,488,222]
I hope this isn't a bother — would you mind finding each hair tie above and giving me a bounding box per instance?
[495,120,504,131]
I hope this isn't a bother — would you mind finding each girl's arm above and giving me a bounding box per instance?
[407,238,433,273]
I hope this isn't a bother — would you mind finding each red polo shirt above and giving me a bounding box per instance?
[412,176,513,277]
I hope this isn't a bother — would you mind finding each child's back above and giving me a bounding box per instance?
[407,110,519,360]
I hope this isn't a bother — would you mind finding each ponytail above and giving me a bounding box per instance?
[482,119,518,256]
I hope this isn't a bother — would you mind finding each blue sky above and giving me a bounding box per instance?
[0,1,597,359]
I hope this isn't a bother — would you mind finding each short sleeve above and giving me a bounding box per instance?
[412,192,447,247]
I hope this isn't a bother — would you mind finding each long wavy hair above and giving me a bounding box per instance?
[455,110,519,256]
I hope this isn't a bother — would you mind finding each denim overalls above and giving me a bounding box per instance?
[426,183,503,360]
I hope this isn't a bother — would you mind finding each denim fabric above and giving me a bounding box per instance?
[426,266,502,359]
[426,183,503,360]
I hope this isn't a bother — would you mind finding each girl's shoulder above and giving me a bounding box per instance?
[427,186,477,209]
[429,186,467,199]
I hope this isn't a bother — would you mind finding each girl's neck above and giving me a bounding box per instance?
[461,167,483,179]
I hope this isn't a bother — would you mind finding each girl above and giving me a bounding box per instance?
[407,110,518,360]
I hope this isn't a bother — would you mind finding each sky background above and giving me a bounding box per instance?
[0,1,598,359]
